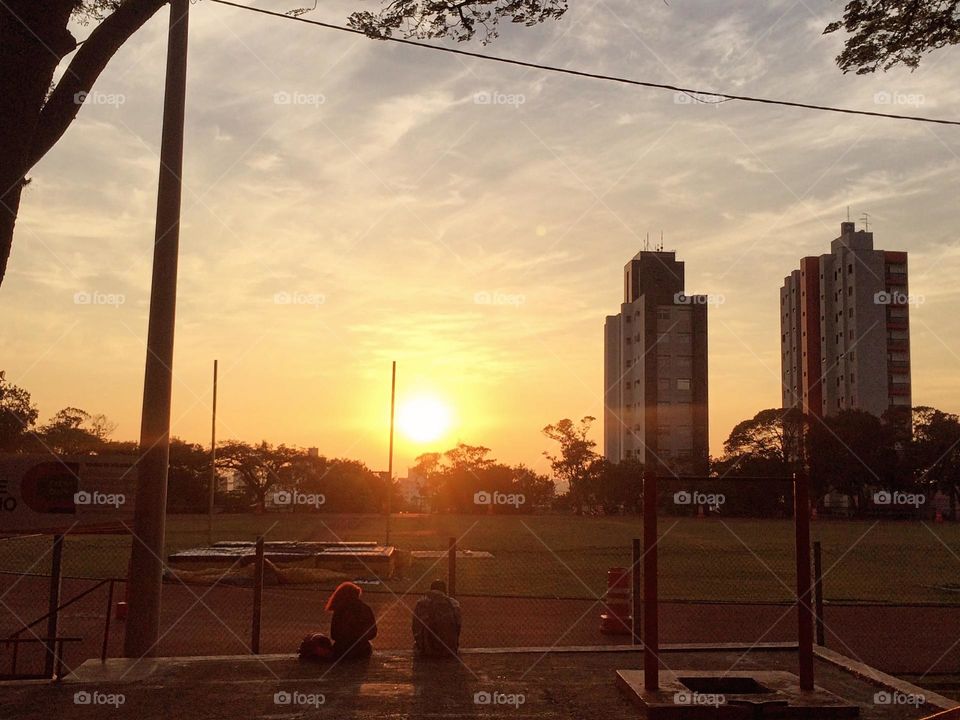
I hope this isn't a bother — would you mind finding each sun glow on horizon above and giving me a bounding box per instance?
[397,394,454,444]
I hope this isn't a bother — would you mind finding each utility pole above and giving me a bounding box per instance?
[124,0,189,658]
[207,359,218,546]
[385,361,396,545]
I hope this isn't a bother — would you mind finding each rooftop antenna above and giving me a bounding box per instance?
[659,231,664,252]
[644,232,650,251]
[846,206,851,222]
[860,212,870,232]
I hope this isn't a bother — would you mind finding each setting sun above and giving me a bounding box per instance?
[397,395,453,444]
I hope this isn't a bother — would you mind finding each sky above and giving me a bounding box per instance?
[3,0,960,475]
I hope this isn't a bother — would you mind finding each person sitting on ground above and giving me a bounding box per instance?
[326,581,378,660]
[412,579,462,658]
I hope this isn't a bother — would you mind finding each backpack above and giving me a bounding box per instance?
[297,633,333,661]
[416,594,460,657]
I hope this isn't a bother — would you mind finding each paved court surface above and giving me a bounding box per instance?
[2,648,953,720]
[3,576,958,679]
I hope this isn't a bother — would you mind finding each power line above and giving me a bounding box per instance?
[207,0,960,127]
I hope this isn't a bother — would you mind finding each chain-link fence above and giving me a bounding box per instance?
[2,500,959,676]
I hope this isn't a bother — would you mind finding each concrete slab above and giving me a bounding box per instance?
[1,648,949,720]
[617,669,860,719]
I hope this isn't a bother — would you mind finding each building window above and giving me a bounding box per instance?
[848,286,853,296]
[848,263,853,274]
[676,379,691,391]
[657,309,670,320]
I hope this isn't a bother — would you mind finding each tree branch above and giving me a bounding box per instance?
[28,0,167,170]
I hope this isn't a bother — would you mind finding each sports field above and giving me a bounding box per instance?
[2,514,959,604]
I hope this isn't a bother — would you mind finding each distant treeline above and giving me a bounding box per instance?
[2,375,958,517]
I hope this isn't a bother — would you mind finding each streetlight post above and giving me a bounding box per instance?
[124,0,189,658]
[207,358,218,545]
[385,361,395,545]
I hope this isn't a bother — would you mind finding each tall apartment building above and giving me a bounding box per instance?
[780,221,911,420]
[604,250,709,474]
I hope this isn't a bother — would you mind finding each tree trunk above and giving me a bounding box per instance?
[0,0,76,285]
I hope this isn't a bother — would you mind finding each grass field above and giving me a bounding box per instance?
[2,513,960,604]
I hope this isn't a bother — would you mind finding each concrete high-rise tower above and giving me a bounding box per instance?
[780,221,911,420]
[603,249,709,474]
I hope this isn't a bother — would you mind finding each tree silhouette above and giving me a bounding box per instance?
[0,0,567,286]
[824,0,960,73]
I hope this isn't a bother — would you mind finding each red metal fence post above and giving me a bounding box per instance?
[794,471,815,691]
[643,471,659,692]
[631,538,641,646]
[251,537,264,654]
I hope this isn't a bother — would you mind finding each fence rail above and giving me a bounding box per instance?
[1,501,958,676]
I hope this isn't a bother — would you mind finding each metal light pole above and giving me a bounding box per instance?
[207,358,218,545]
[124,0,189,658]
[385,361,396,545]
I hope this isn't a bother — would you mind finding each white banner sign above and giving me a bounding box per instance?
[0,454,137,534]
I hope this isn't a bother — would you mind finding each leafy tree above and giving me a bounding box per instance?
[824,0,960,73]
[215,440,299,512]
[909,406,960,515]
[542,416,600,512]
[412,444,549,513]
[806,409,901,510]
[721,407,806,477]
[0,373,38,451]
[595,457,643,514]
[512,463,555,509]
[34,406,114,454]
[349,0,567,43]
[435,442,495,511]
[0,0,566,286]
[296,456,389,513]
[166,437,212,513]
